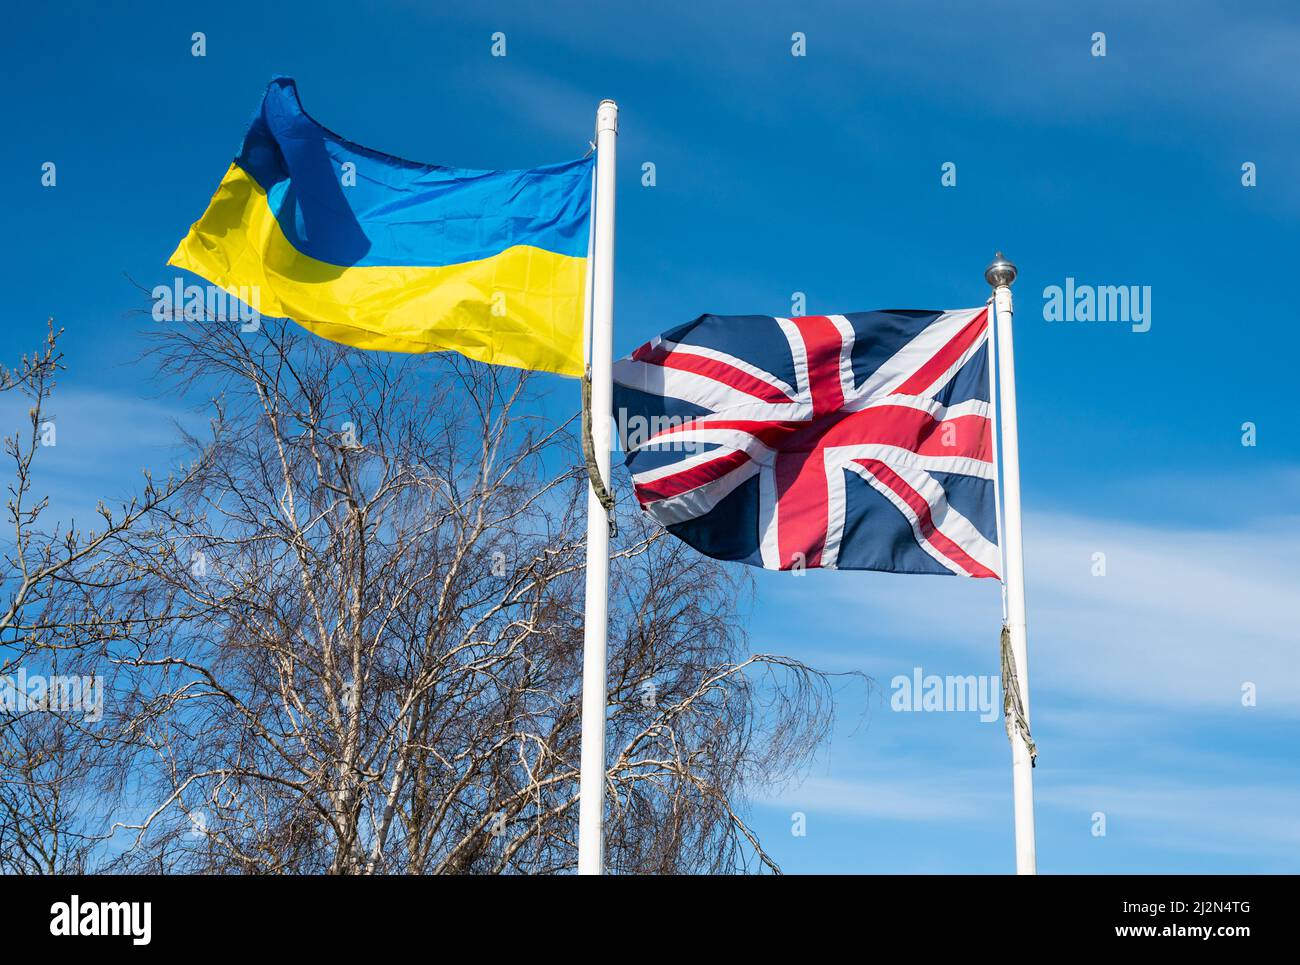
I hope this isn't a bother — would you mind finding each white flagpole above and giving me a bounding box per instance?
[577,99,618,875]
[985,252,1037,875]
[984,295,1008,624]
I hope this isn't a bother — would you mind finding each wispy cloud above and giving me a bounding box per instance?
[755,767,1300,865]
[756,771,1003,822]
[0,388,200,526]
[1037,779,1300,860]
[758,503,1300,714]
[747,472,1300,869]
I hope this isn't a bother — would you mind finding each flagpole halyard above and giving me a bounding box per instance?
[985,252,1038,875]
[577,99,618,876]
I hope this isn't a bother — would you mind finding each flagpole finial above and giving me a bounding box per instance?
[985,252,1017,288]
[596,99,618,134]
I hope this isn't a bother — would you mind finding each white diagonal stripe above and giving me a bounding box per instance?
[844,459,1000,577]
[640,459,760,526]
[614,357,769,414]
[847,307,986,403]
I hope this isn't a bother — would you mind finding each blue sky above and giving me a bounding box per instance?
[4,0,1298,872]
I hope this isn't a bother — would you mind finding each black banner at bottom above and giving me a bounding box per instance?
[0,873,1276,951]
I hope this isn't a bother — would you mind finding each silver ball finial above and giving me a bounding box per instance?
[984,251,1017,288]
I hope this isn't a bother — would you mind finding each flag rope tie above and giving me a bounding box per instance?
[581,369,617,537]
[1001,624,1037,767]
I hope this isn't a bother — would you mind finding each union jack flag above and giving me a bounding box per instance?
[612,309,1001,577]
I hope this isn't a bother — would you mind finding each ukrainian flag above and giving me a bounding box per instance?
[170,77,593,376]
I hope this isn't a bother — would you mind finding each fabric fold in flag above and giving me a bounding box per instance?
[169,76,593,376]
[612,309,1001,577]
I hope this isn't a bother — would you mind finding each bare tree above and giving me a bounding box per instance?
[0,322,202,873]
[2,317,844,874]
